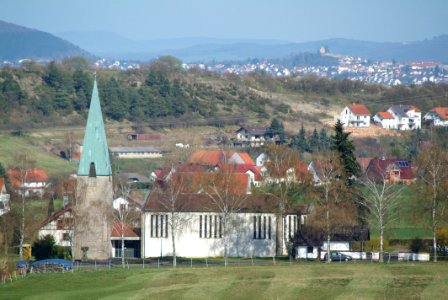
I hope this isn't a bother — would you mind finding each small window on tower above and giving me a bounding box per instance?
[89,162,96,177]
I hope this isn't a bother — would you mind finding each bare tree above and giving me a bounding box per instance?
[11,153,35,260]
[203,169,249,266]
[310,151,349,262]
[416,144,448,262]
[156,170,192,268]
[263,144,306,256]
[113,176,140,268]
[358,168,403,262]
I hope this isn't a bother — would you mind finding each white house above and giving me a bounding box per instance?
[373,111,396,129]
[7,168,49,198]
[424,107,448,127]
[142,193,302,258]
[0,178,10,216]
[387,105,421,130]
[233,126,268,147]
[256,153,267,167]
[39,204,74,247]
[335,103,372,127]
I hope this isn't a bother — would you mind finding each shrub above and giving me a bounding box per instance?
[363,237,390,252]
[32,235,55,260]
[409,238,425,253]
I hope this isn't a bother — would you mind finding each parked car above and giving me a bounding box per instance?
[323,252,352,262]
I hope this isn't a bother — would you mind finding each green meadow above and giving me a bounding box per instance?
[1,263,448,299]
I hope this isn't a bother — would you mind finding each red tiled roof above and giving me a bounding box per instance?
[409,105,421,112]
[188,150,233,165]
[430,107,448,120]
[238,153,255,165]
[348,103,371,116]
[366,158,415,181]
[376,111,394,119]
[169,172,249,194]
[0,178,5,192]
[7,168,48,188]
[111,220,139,238]
[218,164,262,181]
[144,192,305,214]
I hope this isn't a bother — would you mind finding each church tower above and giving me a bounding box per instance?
[73,78,113,260]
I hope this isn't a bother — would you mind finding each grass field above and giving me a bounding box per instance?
[0,135,76,176]
[2,263,448,299]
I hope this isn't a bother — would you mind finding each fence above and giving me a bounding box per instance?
[1,253,447,286]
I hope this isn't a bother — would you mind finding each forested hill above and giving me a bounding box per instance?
[0,20,91,62]
[0,56,447,130]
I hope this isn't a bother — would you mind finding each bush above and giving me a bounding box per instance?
[363,237,390,252]
[409,238,425,253]
[53,246,71,260]
[32,235,55,260]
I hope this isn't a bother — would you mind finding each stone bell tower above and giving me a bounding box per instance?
[73,78,113,260]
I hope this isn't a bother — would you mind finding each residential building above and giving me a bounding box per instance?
[424,107,448,127]
[336,103,371,127]
[39,204,74,247]
[188,150,254,166]
[387,105,421,130]
[233,126,268,147]
[365,158,415,185]
[0,178,10,216]
[7,168,49,198]
[373,111,395,129]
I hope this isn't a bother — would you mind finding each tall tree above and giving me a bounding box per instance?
[264,144,304,256]
[309,128,320,152]
[291,124,309,153]
[310,151,350,262]
[318,128,331,151]
[331,120,360,182]
[416,144,448,262]
[267,118,285,144]
[358,169,403,262]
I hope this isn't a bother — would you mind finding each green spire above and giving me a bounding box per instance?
[78,79,112,176]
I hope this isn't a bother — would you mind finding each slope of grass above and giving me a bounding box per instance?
[0,135,76,176]
[1,263,448,299]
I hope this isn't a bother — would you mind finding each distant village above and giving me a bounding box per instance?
[91,47,448,86]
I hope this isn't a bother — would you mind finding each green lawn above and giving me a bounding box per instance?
[0,135,76,176]
[2,263,448,299]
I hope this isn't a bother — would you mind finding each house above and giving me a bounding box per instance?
[39,204,74,247]
[217,163,263,187]
[263,160,310,185]
[336,103,371,127]
[109,147,162,159]
[256,153,267,167]
[233,126,268,147]
[142,192,302,258]
[387,105,421,130]
[424,107,448,127]
[0,178,10,216]
[373,111,395,129]
[365,158,415,185]
[295,226,369,259]
[111,220,141,258]
[187,150,254,167]
[7,168,49,197]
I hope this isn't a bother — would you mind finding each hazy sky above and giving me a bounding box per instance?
[1,0,447,42]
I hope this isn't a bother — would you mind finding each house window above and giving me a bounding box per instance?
[199,215,222,239]
[307,246,313,254]
[62,233,70,241]
[150,214,168,238]
[253,215,271,240]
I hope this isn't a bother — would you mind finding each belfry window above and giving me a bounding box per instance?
[89,162,96,177]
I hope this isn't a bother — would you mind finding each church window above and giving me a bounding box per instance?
[89,162,96,177]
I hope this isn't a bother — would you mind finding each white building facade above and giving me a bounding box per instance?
[336,103,371,127]
[387,105,421,130]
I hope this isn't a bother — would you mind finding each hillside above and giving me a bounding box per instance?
[59,31,448,63]
[0,20,92,62]
[0,57,447,133]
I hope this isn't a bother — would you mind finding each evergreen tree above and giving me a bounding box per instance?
[267,118,286,144]
[309,128,320,152]
[331,120,360,181]
[291,124,309,153]
[319,128,331,151]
